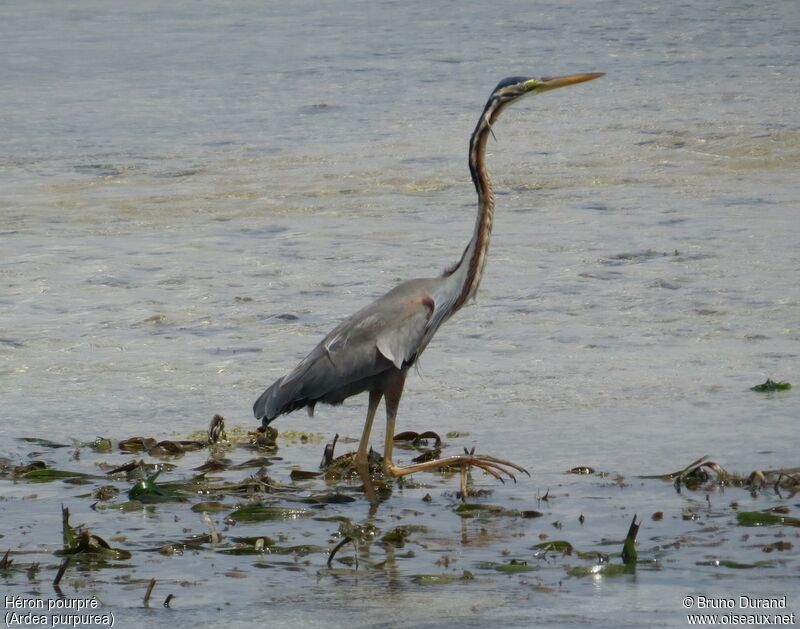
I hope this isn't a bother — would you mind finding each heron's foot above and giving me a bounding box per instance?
[383,450,529,484]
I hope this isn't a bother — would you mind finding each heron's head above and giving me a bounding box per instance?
[490,72,605,107]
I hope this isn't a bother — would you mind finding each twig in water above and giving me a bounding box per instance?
[327,536,356,569]
[143,578,156,608]
[53,557,70,586]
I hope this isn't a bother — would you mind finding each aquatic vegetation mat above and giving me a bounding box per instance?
[1,417,798,622]
[750,378,792,392]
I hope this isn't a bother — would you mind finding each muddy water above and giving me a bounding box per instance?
[2,1,799,626]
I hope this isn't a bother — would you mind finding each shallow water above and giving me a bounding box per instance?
[1,0,799,626]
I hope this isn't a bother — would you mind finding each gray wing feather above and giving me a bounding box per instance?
[254,280,437,423]
[374,305,430,369]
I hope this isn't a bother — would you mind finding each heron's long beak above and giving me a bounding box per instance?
[525,72,605,93]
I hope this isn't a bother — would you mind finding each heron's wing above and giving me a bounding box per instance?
[255,285,436,422]
[373,297,435,369]
[298,293,434,386]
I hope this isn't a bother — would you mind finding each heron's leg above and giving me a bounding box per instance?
[355,389,382,467]
[380,371,406,475]
[381,378,528,481]
[378,372,528,482]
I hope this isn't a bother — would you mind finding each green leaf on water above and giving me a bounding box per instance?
[750,378,791,392]
[455,503,489,513]
[217,545,269,555]
[226,504,313,523]
[191,501,228,513]
[736,511,800,527]
[379,524,426,547]
[455,503,520,518]
[62,506,75,549]
[621,515,640,565]
[532,540,574,554]
[306,492,356,504]
[17,437,70,449]
[231,536,277,547]
[476,561,538,574]
[258,544,325,556]
[410,571,474,585]
[57,506,131,560]
[381,527,410,546]
[86,437,113,453]
[289,469,323,480]
[55,532,132,560]
[23,469,94,483]
[127,471,184,503]
[313,515,353,523]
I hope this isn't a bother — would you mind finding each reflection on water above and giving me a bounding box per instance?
[1,0,798,626]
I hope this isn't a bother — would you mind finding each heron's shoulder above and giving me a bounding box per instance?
[323,277,440,338]
[378,276,444,300]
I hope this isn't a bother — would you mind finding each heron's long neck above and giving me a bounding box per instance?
[445,99,506,314]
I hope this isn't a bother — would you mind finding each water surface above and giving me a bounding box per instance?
[1,1,798,626]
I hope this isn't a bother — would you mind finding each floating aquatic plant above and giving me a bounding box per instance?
[750,378,791,392]
[476,560,538,574]
[56,506,131,560]
[1,413,798,611]
[127,471,185,503]
[736,510,800,527]
[226,504,313,523]
[532,540,574,554]
[410,571,474,585]
[22,468,95,483]
[621,515,640,565]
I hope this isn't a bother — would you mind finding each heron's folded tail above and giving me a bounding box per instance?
[253,377,282,424]
[253,376,311,425]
